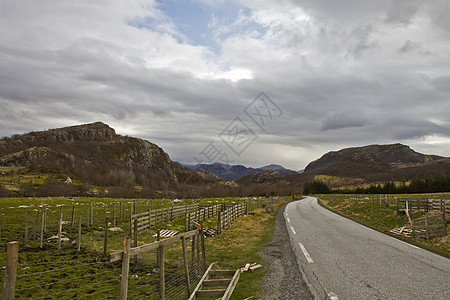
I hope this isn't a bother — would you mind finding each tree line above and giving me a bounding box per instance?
[303,176,450,195]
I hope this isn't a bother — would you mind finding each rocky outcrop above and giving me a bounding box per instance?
[0,122,218,190]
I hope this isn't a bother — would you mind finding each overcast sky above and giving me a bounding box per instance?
[1,0,449,170]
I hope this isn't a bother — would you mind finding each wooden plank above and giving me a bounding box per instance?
[110,229,198,262]
[131,229,198,257]
[197,290,226,298]
[203,279,232,287]
[210,270,236,277]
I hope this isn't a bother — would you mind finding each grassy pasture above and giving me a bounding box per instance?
[0,196,281,299]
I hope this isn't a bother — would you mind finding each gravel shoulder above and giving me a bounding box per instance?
[260,204,314,299]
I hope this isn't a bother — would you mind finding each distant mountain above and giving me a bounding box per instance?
[303,143,449,181]
[183,162,298,180]
[0,122,218,197]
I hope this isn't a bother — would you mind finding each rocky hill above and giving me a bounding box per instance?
[0,122,218,197]
[303,143,449,181]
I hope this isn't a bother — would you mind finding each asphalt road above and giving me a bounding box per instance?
[285,197,450,300]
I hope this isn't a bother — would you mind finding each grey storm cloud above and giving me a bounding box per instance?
[0,0,449,170]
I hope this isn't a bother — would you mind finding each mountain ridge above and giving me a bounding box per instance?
[182,162,298,180]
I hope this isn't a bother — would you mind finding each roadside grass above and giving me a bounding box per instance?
[319,197,450,257]
[204,208,278,299]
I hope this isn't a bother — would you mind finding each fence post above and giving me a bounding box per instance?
[200,221,206,273]
[156,230,161,267]
[191,234,196,270]
[71,205,75,227]
[159,244,165,300]
[86,207,90,228]
[90,203,94,225]
[44,208,47,232]
[133,219,138,261]
[120,201,123,223]
[217,211,221,235]
[2,241,19,300]
[113,202,116,228]
[33,210,39,240]
[181,236,191,297]
[58,206,63,250]
[77,215,81,252]
[104,217,109,257]
[40,212,44,249]
[120,236,131,300]
[24,212,28,245]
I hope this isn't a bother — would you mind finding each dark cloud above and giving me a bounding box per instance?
[0,0,449,169]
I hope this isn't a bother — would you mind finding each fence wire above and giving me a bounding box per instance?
[11,257,122,299]
[125,235,203,300]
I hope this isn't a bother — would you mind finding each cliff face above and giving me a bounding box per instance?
[0,122,217,195]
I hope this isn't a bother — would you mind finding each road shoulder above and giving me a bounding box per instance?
[260,203,314,299]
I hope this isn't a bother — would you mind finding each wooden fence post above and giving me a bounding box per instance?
[77,216,81,252]
[159,244,165,300]
[120,236,131,300]
[90,203,94,225]
[217,211,221,235]
[200,221,206,273]
[113,202,116,228]
[181,236,191,297]
[71,205,75,227]
[40,212,44,249]
[0,215,2,241]
[156,230,161,267]
[2,241,19,300]
[119,201,123,223]
[104,217,109,257]
[33,210,39,240]
[86,207,90,228]
[44,208,47,233]
[24,212,28,245]
[58,206,63,250]
[191,235,196,269]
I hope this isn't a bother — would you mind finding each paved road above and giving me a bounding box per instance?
[285,197,450,300]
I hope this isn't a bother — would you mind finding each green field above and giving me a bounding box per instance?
[0,196,283,299]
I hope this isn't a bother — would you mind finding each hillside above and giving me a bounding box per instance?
[303,143,450,181]
[0,122,218,197]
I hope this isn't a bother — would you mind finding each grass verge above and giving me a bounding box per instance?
[204,208,278,299]
[319,198,449,257]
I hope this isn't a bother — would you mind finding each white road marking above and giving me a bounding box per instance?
[298,243,314,263]
[290,226,296,235]
[287,217,291,223]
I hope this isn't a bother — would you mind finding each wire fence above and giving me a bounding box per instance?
[5,256,122,299]
[0,196,289,299]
